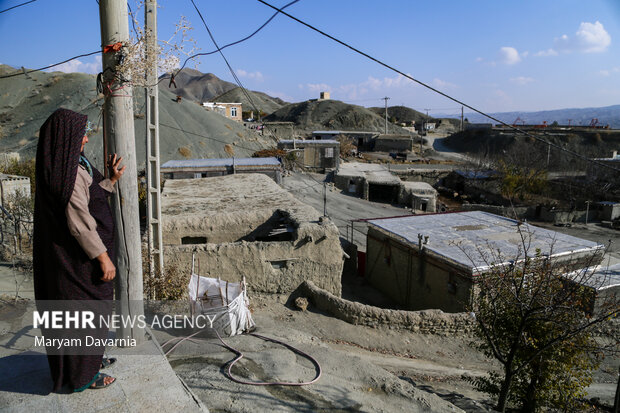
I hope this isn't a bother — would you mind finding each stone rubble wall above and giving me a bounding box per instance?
[296,281,475,335]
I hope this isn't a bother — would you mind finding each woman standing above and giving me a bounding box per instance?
[34,108,125,391]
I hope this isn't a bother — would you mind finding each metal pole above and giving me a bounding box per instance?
[383,96,390,134]
[460,106,464,131]
[145,0,164,291]
[99,0,145,344]
[323,182,327,217]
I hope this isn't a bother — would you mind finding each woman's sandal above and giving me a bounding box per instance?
[101,357,117,369]
[90,373,116,389]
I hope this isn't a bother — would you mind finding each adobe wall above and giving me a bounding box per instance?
[366,227,474,312]
[165,219,345,297]
[296,281,475,335]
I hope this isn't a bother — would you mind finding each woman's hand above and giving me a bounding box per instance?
[97,252,116,282]
[108,154,126,186]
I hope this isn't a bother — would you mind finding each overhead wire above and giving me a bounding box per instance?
[0,51,101,79]
[0,0,37,14]
[255,0,620,174]
[188,0,265,121]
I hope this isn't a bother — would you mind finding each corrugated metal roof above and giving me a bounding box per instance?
[368,211,603,272]
[161,157,280,169]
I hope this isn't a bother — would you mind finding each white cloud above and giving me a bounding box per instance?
[236,69,264,82]
[47,56,101,74]
[431,78,457,89]
[475,57,484,62]
[302,74,417,101]
[599,67,620,76]
[534,48,558,57]
[265,90,294,102]
[498,47,521,65]
[510,76,534,85]
[554,21,611,53]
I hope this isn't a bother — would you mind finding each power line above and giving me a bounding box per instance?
[0,0,37,14]
[153,0,300,88]
[0,50,101,79]
[189,0,264,120]
[255,0,620,174]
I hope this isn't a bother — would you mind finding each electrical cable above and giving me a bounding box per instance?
[0,0,37,14]
[189,0,264,121]
[255,0,620,173]
[0,51,101,79]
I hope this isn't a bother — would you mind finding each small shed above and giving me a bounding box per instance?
[597,201,620,221]
[373,134,414,152]
[0,174,31,206]
[561,264,620,315]
[161,157,282,183]
[398,181,437,212]
[365,211,604,312]
[334,162,401,203]
[277,139,340,172]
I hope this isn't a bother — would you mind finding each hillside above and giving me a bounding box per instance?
[264,99,415,134]
[0,65,275,170]
[368,105,434,125]
[210,87,286,117]
[160,68,237,103]
[459,104,620,129]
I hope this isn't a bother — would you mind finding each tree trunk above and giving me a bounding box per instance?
[497,370,514,413]
[521,366,541,413]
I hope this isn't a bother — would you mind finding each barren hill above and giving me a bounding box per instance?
[0,65,275,170]
[160,68,237,103]
[210,87,286,117]
[264,99,414,134]
[368,105,433,125]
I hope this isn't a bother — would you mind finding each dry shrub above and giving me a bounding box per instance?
[178,146,191,158]
[142,251,190,300]
[224,144,235,156]
[236,132,243,138]
[225,124,232,130]
[18,139,27,146]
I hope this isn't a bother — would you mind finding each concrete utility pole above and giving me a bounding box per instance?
[99,0,145,345]
[144,0,164,286]
[460,106,464,131]
[382,96,390,134]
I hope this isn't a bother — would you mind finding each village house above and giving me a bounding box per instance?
[161,157,282,183]
[202,102,242,122]
[364,211,604,312]
[373,134,414,152]
[561,263,620,316]
[334,162,401,203]
[277,139,340,172]
[161,174,345,296]
[398,181,437,213]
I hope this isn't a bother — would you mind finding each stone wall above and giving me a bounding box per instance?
[296,281,475,335]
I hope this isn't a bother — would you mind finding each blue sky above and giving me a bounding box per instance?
[1,0,619,115]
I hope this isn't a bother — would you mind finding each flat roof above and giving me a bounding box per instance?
[312,130,377,135]
[563,264,620,291]
[336,162,401,185]
[161,173,318,221]
[367,211,604,273]
[161,157,280,169]
[401,181,437,194]
[279,140,340,145]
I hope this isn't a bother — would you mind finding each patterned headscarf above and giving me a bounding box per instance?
[36,108,87,208]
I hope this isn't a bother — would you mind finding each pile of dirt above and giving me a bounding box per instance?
[0,65,276,170]
[210,87,286,117]
[264,99,414,135]
[160,68,237,103]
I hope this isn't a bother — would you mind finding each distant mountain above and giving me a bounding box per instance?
[264,99,414,134]
[459,105,620,129]
[210,87,286,117]
[160,69,237,103]
[0,65,275,170]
